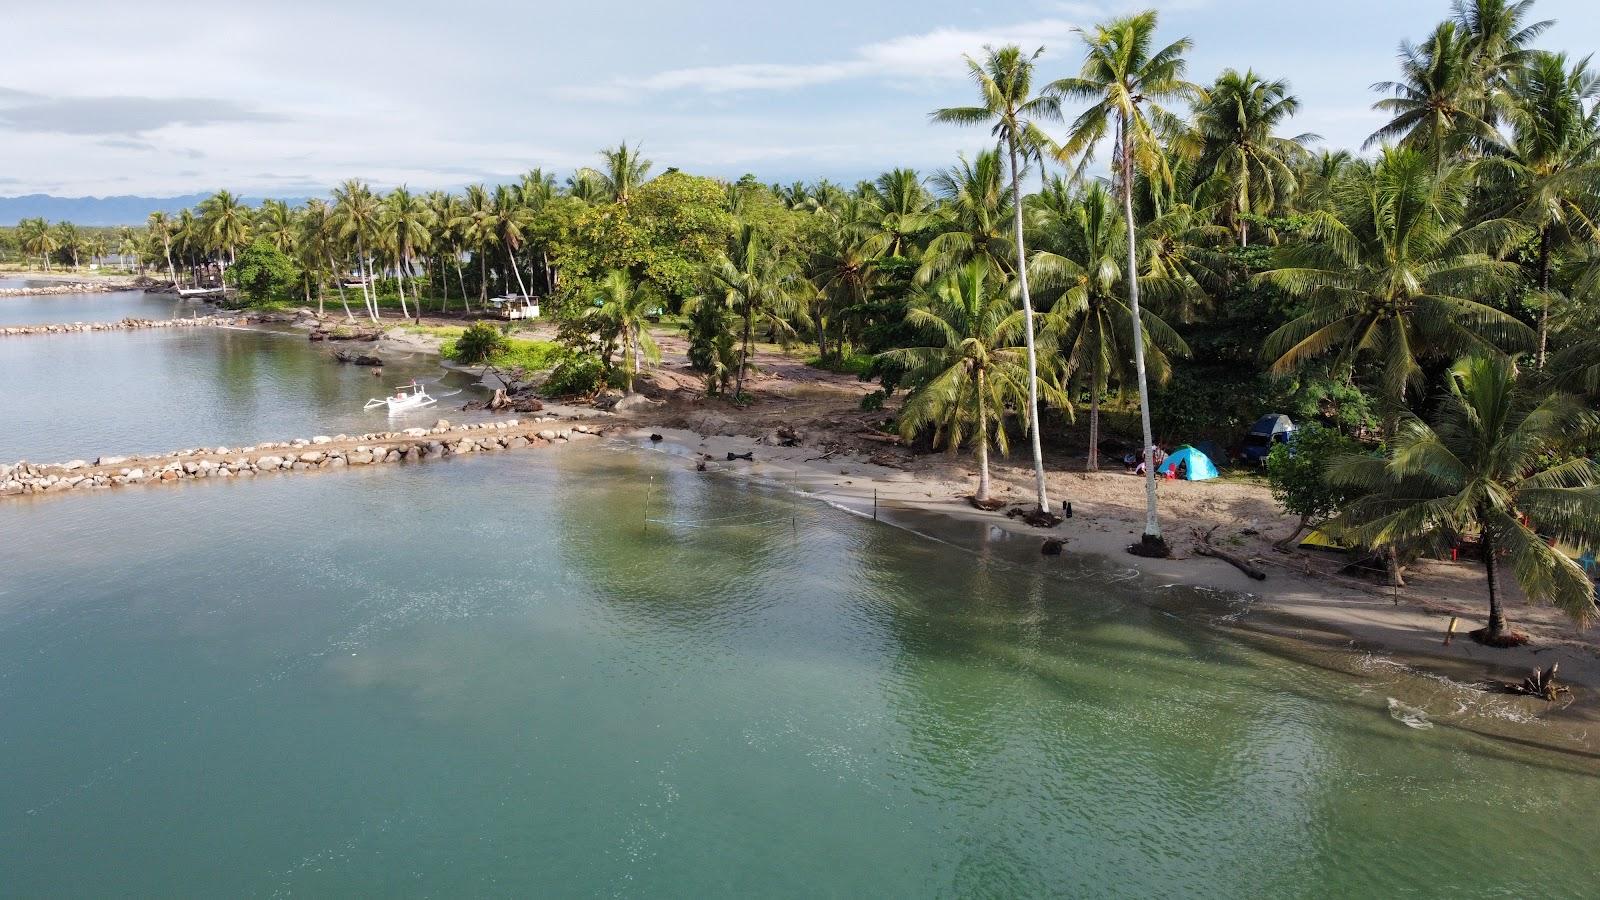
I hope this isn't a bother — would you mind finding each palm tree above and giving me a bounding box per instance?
[1260,147,1534,418]
[921,150,1015,279]
[592,269,661,392]
[490,185,533,301]
[933,45,1060,515]
[1454,0,1554,98]
[332,180,383,321]
[427,191,469,312]
[383,186,432,323]
[1330,354,1600,645]
[1030,181,1192,470]
[1476,50,1600,368]
[1292,149,1354,213]
[54,222,82,270]
[198,190,251,293]
[1190,68,1317,246]
[255,199,297,254]
[708,224,808,398]
[1367,22,1495,167]
[18,217,57,270]
[806,199,879,359]
[881,261,1066,503]
[863,168,934,258]
[301,198,354,320]
[454,185,497,306]
[581,141,653,203]
[1052,10,1200,555]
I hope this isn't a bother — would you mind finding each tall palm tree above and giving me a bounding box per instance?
[933,45,1061,515]
[491,185,532,300]
[54,222,82,270]
[1292,149,1354,213]
[806,199,879,359]
[427,190,469,312]
[1330,354,1600,645]
[332,180,383,321]
[1190,68,1317,246]
[1476,50,1600,367]
[592,269,661,392]
[1052,10,1200,555]
[383,186,433,323]
[198,190,251,293]
[454,185,498,305]
[301,198,354,320]
[18,217,58,271]
[1367,22,1495,167]
[708,224,808,398]
[1260,148,1535,417]
[881,261,1066,503]
[255,199,297,254]
[1453,0,1554,99]
[1030,181,1192,470]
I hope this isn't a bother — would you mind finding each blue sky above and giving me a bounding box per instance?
[3,0,1597,196]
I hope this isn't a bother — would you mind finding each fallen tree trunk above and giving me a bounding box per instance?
[1193,526,1267,581]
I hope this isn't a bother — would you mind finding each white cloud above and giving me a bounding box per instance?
[586,19,1086,98]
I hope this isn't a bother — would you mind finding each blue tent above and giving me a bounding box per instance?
[1158,445,1220,481]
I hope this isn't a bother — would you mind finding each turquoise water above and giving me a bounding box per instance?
[0,446,1594,896]
[0,287,200,326]
[0,326,487,461]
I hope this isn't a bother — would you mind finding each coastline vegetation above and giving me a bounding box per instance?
[3,0,1597,641]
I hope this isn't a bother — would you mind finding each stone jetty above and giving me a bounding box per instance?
[0,281,136,298]
[0,315,256,337]
[2,417,608,498]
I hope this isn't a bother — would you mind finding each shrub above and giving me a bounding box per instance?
[451,322,510,364]
[1265,424,1363,548]
[541,352,608,398]
[227,240,300,305]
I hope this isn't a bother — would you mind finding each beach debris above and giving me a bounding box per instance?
[866,451,908,471]
[649,433,664,443]
[726,451,754,462]
[1041,537,1068,556]
[1191,525,1267,581]
[969,496,1008,512]
[1516,664,1568,701]
[776,425,803,447]
[332,350,384,367]
[1007,506,1064,529]
[1387,698,1434,729]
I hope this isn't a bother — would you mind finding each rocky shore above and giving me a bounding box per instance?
[1,417,608,497]
[0,314,255,336]
[0,281,137,297]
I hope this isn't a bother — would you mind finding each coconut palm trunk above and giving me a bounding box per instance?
[504,240,531,298]
[329,254,355,321]
[975,366,992,501]
[736,305,755,398]
[1087,355,1103,472]
[1480,513,1508,638]
[395,256,412,322]
[455,256,469,313]
[1120,113,1164,548]
[1006,139,1052,514]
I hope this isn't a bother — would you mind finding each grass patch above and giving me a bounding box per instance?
[807,352,875,377]
[441,335,563,371]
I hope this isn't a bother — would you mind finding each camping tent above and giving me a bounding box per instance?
[1158,445,1220,481]
[1241,414,1296,465]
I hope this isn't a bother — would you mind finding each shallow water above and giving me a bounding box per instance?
[0,326,486,461]
[0,287,199,326]
[0,446,1594,896]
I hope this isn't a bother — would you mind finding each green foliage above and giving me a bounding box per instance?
[1265,425,1362,528]
[450,321,510,364]
[227,239,300,305]
[560,172,737,304]
[541,352,609,398]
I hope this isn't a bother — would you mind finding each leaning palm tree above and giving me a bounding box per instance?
[932,45,1060,515]
[1051,9,1200,556]
[881,261,1066,504]
[1330,354,1600,645]
[1189,68,1317,246]
[1260,147,1534,420]
[707,224,808,398]
[1030,181,1192,470]
[1476,50,1600,367]
[591,269,661,393]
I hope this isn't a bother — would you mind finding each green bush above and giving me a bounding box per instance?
[541,352,608,397]
[226,240,300,306]
[450,322,510,365]
[1265,424,1363,545]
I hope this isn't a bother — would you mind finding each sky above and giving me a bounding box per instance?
[3,0,1598,198]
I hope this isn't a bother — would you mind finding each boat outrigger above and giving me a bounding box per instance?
[364,380,437,413]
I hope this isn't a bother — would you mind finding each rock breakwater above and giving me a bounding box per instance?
[2,417,607,498]
[0,315,257,336]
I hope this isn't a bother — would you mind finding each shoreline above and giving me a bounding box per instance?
[617,424,1600,751]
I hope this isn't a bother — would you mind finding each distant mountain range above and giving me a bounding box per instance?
[0,194,311,227]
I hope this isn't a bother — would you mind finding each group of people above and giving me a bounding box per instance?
[1123,446,1176,478]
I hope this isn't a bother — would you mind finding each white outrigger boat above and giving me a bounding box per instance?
[364,381,437,413]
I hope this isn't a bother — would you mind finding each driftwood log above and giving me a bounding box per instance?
[1192,526,1267,581]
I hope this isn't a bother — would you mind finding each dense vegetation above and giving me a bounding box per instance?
[4,1,1597,639]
